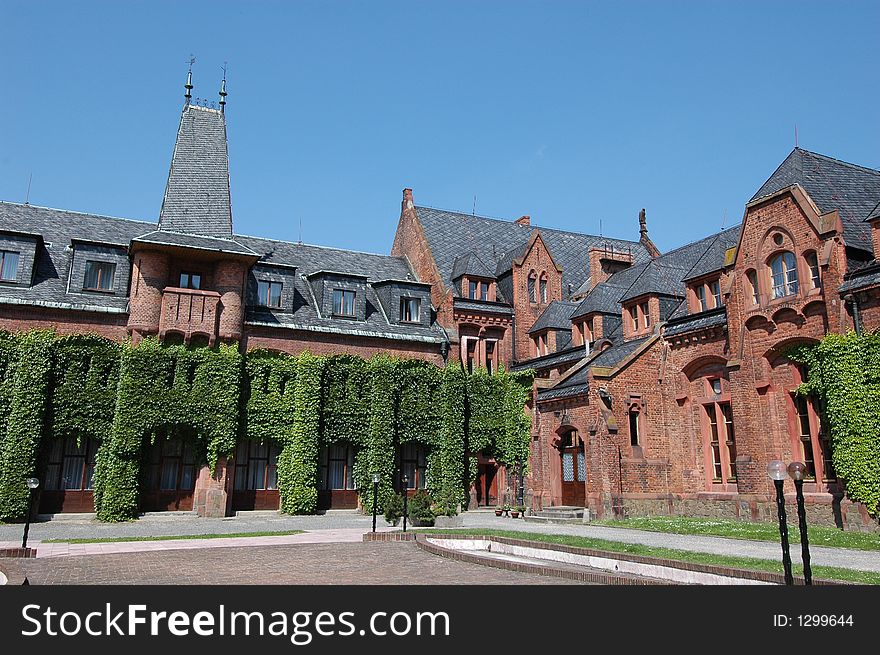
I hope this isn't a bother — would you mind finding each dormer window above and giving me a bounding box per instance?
[640,301,650,329]
[468,279,490,301]
[697,285,708,312]
[332,288,356,317]
[83,261,115,291]
[180,271,201,290]
[710,280,721,307]
[257,280,283,308]
[0,250,20,282]
[629,305,639,331]
[769,251,798,299]
[400,297,421,323]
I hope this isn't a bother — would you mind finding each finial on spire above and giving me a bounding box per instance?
[639,208,648,237]
[638,208,661,259]
[219,62,228,113]
[184,55,195,105]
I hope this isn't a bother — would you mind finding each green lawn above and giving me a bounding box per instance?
[590,515,880,551]
[418,528,880,585]
[43,530,305,544]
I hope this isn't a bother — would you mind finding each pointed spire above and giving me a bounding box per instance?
[184,55,195,105]
[219,63,228,113]
[638,208,661,259]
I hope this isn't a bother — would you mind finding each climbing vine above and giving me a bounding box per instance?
[0,329,534,522]
[790,331,880,517]
[94,338,242,521]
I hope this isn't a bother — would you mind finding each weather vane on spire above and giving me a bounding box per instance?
[219,61,228,113]
[184,54,196,105]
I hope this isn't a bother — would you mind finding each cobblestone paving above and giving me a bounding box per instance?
[8,542,590,585]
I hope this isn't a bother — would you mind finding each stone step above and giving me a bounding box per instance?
[535,506,587,520]
[523,515,590,526]
[36,513,96,522]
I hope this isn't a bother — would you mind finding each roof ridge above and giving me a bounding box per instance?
[234,232,407,261]
[415,204,644,246]
[0,200,154,226]
[796,147,880,176]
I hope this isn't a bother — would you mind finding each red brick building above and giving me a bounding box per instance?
[3,72,879,527]
[392,149,880,529]
[0,77,448,516]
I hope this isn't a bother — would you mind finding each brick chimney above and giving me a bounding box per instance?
[638,208,661,258]
[515,215,531,226]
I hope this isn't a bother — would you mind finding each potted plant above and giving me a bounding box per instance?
[408,490,436,527]
[516,505,527,518]
[494,505,504,517]
[383,492,404,526]
[502,503,511,517]
[510,507,520,518]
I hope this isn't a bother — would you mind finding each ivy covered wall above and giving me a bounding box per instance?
[0,330,534,522]
[792,331,880,517]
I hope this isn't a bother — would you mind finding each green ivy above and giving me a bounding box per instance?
[790,331,880,516]
[0,331,54,521]
[95,338,242,521]
[0,330,534,522]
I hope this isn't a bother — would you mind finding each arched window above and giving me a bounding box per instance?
[804,251,821,290]
[769,251,798,299]
[528,271,537,303]
[745,269,759,306]
[539,272,548,303]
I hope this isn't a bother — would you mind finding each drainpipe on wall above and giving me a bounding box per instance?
[844,294,862,335]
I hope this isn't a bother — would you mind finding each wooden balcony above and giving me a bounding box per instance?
[159,287,220,345]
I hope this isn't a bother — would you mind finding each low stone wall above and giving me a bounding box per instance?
[590,494,880,533]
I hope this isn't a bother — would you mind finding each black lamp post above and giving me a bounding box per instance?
[787,461,813,585]
[402,475,409,533]
[371,473,380,533]
[767,460,794,585]
[21,477,40,550]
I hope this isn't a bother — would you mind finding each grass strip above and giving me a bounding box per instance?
[590,515,880,551]
[417,528,880,585]
[43,530,305,544]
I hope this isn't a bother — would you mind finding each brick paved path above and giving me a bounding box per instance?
[7,542,591,585]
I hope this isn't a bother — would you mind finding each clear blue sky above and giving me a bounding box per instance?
[1,1,878,254]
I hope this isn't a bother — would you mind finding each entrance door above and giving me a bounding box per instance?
[141,436,197,511]
[39,437,98,513]
[475,462,498,506]
[560,432,586,507]
[317,442,358,510]
[231,441,280,511]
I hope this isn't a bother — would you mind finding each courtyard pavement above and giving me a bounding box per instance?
[6,541,592,585]
[1,509,877,573]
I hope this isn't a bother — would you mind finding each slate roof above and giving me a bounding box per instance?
[537,367,590,401]
[451,298,514,315]
[618,260,691,303]
[838,262,880,293]
[0,202,152,313]
[235,234,446,343]
[133,230,256,256]
[158,105,233,239]
[451,252,495,280]
[511,345,586,372]
[415,206,651,301]
[750,148,880,254]
[683,226,741,282]
[589,336,651,369]
[528,301,578,334]
[663,306,728,338]
[570,264,647,318]
[0,201,446,343]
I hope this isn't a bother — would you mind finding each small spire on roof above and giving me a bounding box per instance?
[184,55,195,105]
[219,62,228,113]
